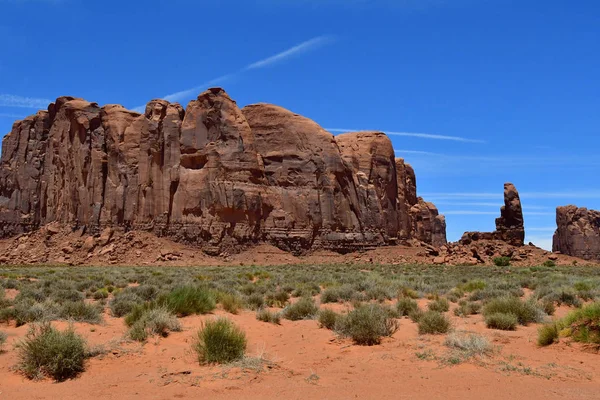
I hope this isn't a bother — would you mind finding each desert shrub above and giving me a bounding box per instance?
[428,298,450,313]
[446,292,460,303]
[220,293,243,315]
[282,297,318,321]
[14,300,58,326]
[462,280,487,292]
[418,311,451,334]
[265,290,290,307]
[335,304,399,345]
[365,285,394,302]
[485,313,517,330]
[483,297,543,325]
[193,318,247,364]
[445,332,492,358]
[292,283,321,297]
[537,323,559,346]
[540,299,556,316]
[542,260,556,268]
[318,309,339,330]
[128,307,181,342]
[16,323,86,381]
[558,302,600,345]
[453,301,481,317]
[59,301,102,324]
[409,308,424,323]
[399,287,420,299]
[0,306,15,323]
[396,297,418,317]
[492,257,511,267]
[161,286,216,316]
[256,308,281,324]
[320,285,355,304]
[245,293,265,310]
[109,292,142,317]
[0,331,6,351]
[93,288,109,300]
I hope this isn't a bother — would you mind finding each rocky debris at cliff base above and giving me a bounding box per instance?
[0,224,589,267]
[553,205,600,260]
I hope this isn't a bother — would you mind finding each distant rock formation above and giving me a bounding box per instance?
[0,88,446,254]
[461,183,525,246]
[553,205,600,260]
[394,159,446,247]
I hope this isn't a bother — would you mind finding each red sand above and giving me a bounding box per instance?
[1,303,599,399]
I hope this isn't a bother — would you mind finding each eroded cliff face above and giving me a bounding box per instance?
[0,88,446,253]
[553,206,600,260]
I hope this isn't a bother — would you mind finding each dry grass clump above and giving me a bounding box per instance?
[193,318,247,364]
[16,323,87,381]
[335,304,399,345]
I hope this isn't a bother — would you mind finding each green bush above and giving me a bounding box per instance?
[16,323,87,381]
[396,297,418,317]
[109,292,142,317]
[128,307,181,342]
[428,298,450,313]
[256,308,281,324]
[265,290,290,307]
[558,302,600,345]
[245,293,265,310]
[93,288,109,300]
[320,285,355,303]
[335,304,399,345]
[193,318,247,364]
[14,300,58,326]
[542,260,556,268]
[485,313,518,330]
[453,301,481,317]
[59,301,102,324]
[483,297,543,325]
[282,297,318,321]
[493,257,511,267]
[409,308,424,323]
[318,309,339,330]
[462,280,487,292]
[0,330,6,351]
[161,286,216,316]
[537,323,559,346]
[220,293,243,315]
[418,311,451,334]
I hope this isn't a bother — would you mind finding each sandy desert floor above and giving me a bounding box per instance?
[1,297,599,400]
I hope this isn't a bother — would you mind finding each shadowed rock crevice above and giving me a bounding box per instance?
[0,88,447,254]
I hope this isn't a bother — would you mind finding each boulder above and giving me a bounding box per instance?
[553,205,600,260]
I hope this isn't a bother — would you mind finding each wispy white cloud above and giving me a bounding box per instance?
[0,112,26,119]
[434,201,549,210]
[425,191,600,200]
[527,227,557,232]
[395,149,443,156]
[0,94,51,109]
[329,128,484,143]
[135,35,335,110]
[245,36,335,70]
[442,210,554,216]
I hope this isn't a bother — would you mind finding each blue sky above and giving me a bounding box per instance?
[1,0,599,250]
